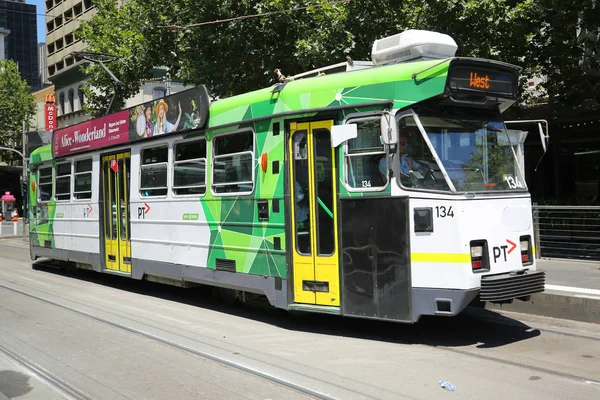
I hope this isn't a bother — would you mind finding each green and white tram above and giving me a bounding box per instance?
[29,30,544,322]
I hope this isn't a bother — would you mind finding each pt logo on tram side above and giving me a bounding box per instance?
[492,239,517,263]
[83,204,92,218]
[137,203,151,219]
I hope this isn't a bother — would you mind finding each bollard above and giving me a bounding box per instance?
[13,215,17,235]
[0,214,2,236]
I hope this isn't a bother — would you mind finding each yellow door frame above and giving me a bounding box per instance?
[102,152,131,274]
[289,121,340,306]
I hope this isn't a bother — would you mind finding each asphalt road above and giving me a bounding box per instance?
[0,239,599,399]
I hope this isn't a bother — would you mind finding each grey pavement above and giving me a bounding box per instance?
[0,220,26,239]
[0,353,64,400]
[537,258,600,291]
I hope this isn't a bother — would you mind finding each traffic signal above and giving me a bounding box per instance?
[21,178,28,221]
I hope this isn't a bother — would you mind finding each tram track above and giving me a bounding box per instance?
[1,277,599,396]
[0,246,599,398]
[0,343,92,400]
[0,281,338,400]
[433,345,600,386]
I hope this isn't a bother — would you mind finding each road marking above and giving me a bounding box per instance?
[546,284,600,297]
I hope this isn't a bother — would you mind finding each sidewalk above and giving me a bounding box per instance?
[537,258,600,291]
[0,220,27,239]
[487,258,600,323]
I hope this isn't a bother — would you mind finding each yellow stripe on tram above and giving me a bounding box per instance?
[411,253,471,263]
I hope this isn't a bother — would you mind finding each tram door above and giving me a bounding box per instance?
[101,152,131,273]
[289,121,340,306]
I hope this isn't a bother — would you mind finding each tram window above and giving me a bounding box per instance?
[140,146,168,196]
[212,131,254,194]
[55,162,71,201]
[38,167,53,202]
[173,139,206,196]
[397,116,450,191]
[345,118,388,189]
[74,159,92,199]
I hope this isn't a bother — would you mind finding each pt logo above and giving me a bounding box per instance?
[83,204,92,218]
[137,203,150,219]
[492,239,517,263]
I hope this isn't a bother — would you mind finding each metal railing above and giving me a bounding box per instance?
[533,205,600,261]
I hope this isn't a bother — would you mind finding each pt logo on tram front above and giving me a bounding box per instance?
[492,239,517,263]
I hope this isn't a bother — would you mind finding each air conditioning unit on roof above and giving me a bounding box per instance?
[371,30,458,66]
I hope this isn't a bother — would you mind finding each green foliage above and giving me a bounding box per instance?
[78,0,600,118]
[0,60,35,160]
[76,0,155,116]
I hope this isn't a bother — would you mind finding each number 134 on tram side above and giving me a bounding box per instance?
[28,30,545,323]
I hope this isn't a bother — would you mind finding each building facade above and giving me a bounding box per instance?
[45,0,95,127]
[38,42,48,85]
[45,0,192,128]
[0,0,40,90]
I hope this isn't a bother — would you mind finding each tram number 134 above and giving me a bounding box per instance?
[435,206,454,218]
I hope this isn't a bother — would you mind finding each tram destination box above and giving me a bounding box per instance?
[447,63,518,99]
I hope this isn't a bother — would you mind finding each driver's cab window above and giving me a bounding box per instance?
[398,116,449,191]
[344,118,388,190]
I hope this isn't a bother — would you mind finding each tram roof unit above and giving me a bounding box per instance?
[31,30,522,165]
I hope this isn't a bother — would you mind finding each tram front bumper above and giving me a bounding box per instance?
[480,269,545,303]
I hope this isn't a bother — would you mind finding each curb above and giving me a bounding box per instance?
[486,291,600,324]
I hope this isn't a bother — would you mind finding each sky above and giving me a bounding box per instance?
[27,0,47,44]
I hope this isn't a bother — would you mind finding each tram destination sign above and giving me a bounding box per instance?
[52,86,210,157]
[447,64,518,99]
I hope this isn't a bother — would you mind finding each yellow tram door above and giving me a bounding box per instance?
[289,121,340,306]
[101,152,132,274]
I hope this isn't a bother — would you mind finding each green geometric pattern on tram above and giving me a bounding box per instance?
[201,118,286,279]
[26,153,57,249]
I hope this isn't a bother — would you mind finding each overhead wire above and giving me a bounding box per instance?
[161,0,352,30]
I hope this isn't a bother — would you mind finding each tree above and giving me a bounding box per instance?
[521,0,600,118]
[77,0,599,119]
[76,0,154,116]
[0,60,35,162]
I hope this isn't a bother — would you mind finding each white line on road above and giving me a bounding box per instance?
[546,284,600,297]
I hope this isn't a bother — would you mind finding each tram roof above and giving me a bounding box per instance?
[207,58,453,127]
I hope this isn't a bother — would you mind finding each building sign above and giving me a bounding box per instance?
[447,64,518,99]
[45,104,56,131]
[52,86,210,158]
[44,94,57,132]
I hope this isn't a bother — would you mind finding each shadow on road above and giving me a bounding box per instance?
[31,259,541,349]
[0,370,32,399]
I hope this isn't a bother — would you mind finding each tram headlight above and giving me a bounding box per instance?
[470,246,483,258]
[469,240,488,271]
[520,240,528,252]
[519,235,533,266]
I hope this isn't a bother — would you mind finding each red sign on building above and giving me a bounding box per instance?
[45,104,56,131]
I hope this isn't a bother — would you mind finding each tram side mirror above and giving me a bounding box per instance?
[331,123,357,147]
[380,113,398,145]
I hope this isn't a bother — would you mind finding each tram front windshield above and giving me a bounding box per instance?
[398,114,526,193]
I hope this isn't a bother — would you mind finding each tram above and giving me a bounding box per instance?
[28,30,545,322]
